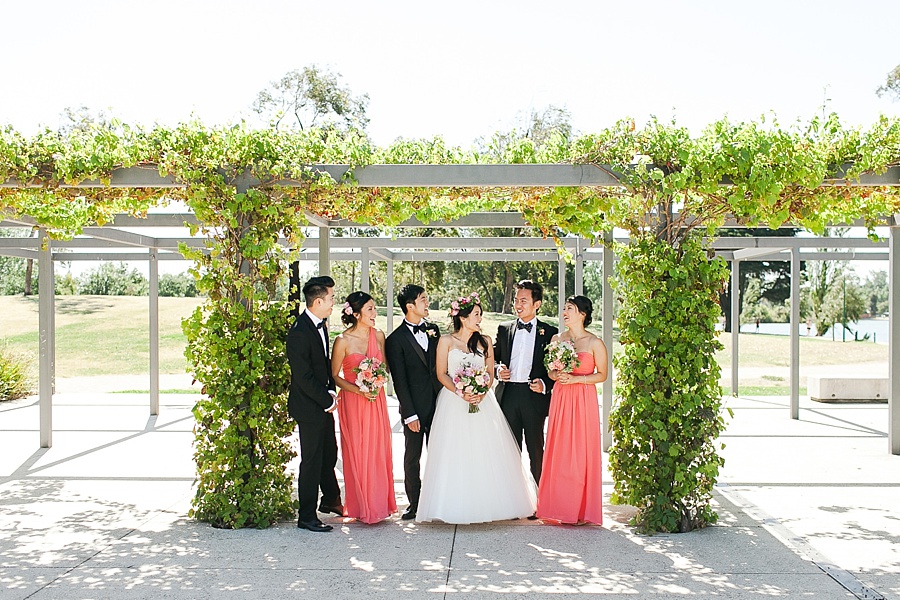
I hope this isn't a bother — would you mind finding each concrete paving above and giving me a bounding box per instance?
[1,384,898,599]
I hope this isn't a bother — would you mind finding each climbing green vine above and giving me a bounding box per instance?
[2,114,899,531]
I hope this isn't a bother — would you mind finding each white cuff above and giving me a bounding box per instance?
[403,415,419,425]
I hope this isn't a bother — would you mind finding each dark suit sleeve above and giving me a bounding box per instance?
[494,323,507,366]
[385,333,416,422]
[537,323,559,394]
[287,328,333,410]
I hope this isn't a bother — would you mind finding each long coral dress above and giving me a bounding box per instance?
[536,352,603,525]
[337,327,397,523]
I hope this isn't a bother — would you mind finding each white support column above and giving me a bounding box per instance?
[318,227,330,276]
[790,248,800,420]
[602,232,614,452]
[575,238,584,296]
[731,260,740,396]
[149,248,160,416]
[889,226,900,454]
[50,259,56,395]
[361,246,370,293]
[557,256,566,320]
[38,229,53,448]
[386,260,395,334]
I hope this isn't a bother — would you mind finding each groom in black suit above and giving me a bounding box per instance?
[385,284,441,521]
[494,279,557,484]
[287,275,343,533]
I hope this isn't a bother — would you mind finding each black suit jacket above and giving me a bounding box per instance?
[385,321,442,430]
[287,312,336,424]
[493,318,558,403]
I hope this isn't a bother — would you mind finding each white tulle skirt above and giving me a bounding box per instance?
[417,387,537,524]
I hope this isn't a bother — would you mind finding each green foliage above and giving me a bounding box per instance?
[0,342,32,401]
[77,262,148,295]
[184,300,295,528]
[877,63,900,102]
[609,235,730,533]
[158,272,199,297]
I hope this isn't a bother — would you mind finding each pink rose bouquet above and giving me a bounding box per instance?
[543,340,581,373]
[452,360,491,413]
[353,357,388,401]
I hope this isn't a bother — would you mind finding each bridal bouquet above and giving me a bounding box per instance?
[544,340,581,373]
[353,357,388,400]
[452,361,491,414]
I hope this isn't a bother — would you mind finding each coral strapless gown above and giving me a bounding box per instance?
[337,328,397,523]
[536,351,603,525]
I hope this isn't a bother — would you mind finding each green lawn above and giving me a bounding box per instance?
[0,296,886,397]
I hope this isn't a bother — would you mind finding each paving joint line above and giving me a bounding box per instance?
[716,484,886,600]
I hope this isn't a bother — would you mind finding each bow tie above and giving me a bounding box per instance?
[316,320,327,329]
[409,322,426,334]
[516,321,533,333]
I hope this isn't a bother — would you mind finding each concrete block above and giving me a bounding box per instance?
[807,376,888,403]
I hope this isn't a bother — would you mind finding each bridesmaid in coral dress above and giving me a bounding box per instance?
[536,295,608,525]
[331,291,397,524]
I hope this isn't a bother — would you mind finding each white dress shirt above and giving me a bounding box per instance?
[509,318,536,383]
[304,308,338,411]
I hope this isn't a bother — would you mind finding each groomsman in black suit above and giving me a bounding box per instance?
[287,275,343,533]
[494,280,557,484]
[385,284,442,520]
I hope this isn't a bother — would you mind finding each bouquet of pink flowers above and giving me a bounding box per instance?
[544,340,581,373]
[353,357,388,401]
[452,360,491,414]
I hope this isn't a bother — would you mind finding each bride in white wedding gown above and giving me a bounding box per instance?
[417,294,537,524]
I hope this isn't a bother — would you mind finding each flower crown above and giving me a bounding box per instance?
[449,292,480,317]
[342,302,353,316]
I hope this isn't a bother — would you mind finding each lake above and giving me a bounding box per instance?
[738,318,888,344]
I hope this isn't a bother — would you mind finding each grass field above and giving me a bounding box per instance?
[0,295,886,396]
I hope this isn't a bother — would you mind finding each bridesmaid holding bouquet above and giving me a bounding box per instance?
[331,291,397,523]
[536,295,608,525]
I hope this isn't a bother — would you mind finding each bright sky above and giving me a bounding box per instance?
[3,0,899,277]
[3,0,899,146]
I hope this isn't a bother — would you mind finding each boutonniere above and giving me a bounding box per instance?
[427,329,438,338]
[538,328,546,337]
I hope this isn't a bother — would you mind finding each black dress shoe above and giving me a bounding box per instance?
[298,519,333,532]
[527,513,539,520]
[401,507,417,520]
[318,503,344,516]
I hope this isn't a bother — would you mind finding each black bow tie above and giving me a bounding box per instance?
[516,321,533,333]
[316,320,327,329]
[409,322,426,334]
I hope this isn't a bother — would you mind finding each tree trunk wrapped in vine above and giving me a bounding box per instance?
[609,234,730,533]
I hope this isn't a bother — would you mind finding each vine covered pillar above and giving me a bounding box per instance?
[38,228,54,448]
[889,224,900,454]
[790,248,800,419]
[386,259,395,333]
[730,259,740,395]
[318,226,330,276]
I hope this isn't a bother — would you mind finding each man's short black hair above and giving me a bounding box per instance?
[397,284,426,316]
[515,279,543,303]
[302,275,335,305]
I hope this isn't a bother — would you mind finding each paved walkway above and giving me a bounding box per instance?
[1,381,898,599]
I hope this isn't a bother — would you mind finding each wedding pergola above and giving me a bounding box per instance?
[2,163,899,455]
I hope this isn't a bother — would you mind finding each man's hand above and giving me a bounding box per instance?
[529,379,546,394]
[498,364,511,382]
[407,418,421,433]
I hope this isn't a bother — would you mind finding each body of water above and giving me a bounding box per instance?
[738,318,888,344]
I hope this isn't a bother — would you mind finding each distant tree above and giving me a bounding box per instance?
[78,262,148,295]
[158,272,198,297]
[876,63,900,101]
[252,65,369,131]
[861,269,889,316]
